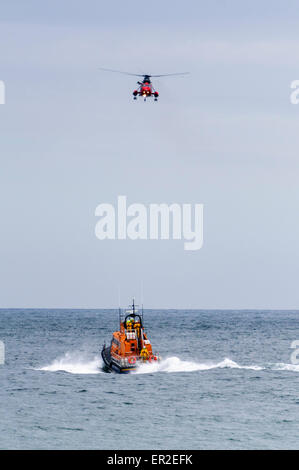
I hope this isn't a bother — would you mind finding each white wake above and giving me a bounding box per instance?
[272,362,299,372]
[35,353,299,376]
[36,352,103,374]
[133,356,264,374]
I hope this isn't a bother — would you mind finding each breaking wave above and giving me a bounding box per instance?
[36,352,103,374]
[133,356,264,374]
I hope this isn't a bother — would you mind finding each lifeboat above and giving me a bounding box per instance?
[101,299,160,373]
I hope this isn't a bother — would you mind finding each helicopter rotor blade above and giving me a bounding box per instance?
[98,67,145,77]
[99,68,190,78]
[149,72,190,78]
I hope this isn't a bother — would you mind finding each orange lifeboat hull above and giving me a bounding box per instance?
[101,303,159,373]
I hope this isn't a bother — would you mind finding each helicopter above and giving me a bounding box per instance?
[99,68,189,101]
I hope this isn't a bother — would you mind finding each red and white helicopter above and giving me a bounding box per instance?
[99,68,189,101]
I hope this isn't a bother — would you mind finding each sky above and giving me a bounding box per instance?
[0,0,299,309]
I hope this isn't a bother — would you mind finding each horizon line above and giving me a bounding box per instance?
[0,307,298,311]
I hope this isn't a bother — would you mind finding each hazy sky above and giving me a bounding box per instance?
[1,0,299,308]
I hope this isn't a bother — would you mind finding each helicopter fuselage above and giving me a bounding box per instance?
[99,68,188,101]
[133,78,159,101]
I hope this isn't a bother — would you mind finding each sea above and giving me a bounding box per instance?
[0,309,299,450]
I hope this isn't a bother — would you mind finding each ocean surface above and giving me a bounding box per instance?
[1,309,299,449]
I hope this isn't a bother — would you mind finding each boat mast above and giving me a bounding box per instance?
[119,306,121,328]
[140,280,144,322]
[118,286,122,328]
